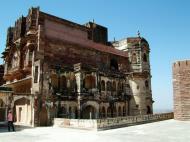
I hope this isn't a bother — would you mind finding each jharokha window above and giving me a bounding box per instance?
[34,66,39,83]
[24,50,33,66]
[131,53,137,63]
[12,52,20,69]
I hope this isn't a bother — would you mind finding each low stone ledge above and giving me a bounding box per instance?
[53,112,174,130]
[54,118,97,130]
[97,112,174,130]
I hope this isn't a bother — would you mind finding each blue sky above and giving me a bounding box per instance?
[0,0,190,112]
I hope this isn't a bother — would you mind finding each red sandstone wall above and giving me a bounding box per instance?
[44,19,128,58]
[42,19,129,71]
[173,60,190,120]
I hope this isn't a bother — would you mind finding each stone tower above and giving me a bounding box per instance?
[113,36,153,115]
[173,60,190,121]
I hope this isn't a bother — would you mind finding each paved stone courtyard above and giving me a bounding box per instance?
[0,119,190,142]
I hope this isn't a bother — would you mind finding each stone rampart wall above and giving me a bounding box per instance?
[173,60,190,121]
[54,112,173,130]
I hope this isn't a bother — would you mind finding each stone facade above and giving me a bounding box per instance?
[1,7,153,126]
[173,60,190,121]
[0,65,5,86]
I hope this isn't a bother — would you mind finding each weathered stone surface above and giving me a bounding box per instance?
[54,112,173,130]
[0,7,153,127]
[173,60,190,121]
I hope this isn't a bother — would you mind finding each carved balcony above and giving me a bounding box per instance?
[3,73,13,81]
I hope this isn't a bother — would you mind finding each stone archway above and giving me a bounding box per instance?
[118,106,122,116]
[147,106,152,114]
[101,106,106,118]
[39,107,48,126]
[82,105,96,119]
[13,97,31,124]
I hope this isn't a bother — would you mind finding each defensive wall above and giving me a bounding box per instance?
[173,60,190,121]
[54,112,173,130]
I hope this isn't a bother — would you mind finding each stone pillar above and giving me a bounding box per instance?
[33,94,39,127]
[74,63,83,119]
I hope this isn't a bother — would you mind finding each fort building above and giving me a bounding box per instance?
[173,60,190,121]
[0,7,153,126]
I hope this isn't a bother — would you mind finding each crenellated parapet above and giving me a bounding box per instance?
[173,60,190,73]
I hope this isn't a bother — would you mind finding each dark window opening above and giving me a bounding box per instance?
[34,66,38,83]
[60,76,67,90]
[106,81,112,91]
[145,80,149,88]
[110,58,118,70]
[101,80,105,91]
[143,53,147,62]
[123,106,126,116]
[137,85,139,90]
[112,81,116,91]
[147,106,151,114]
[132,53,137,63]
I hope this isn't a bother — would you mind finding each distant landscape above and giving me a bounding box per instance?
[154,109,173,113]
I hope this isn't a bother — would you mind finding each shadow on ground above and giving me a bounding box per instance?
[0,122,32,133]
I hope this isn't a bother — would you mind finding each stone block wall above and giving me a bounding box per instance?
[54,112,173,130]
[54,118,97,130]
[173,60,190,121]
[97,113,173,130]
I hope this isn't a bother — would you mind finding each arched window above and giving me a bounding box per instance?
[50,74,59,89]
[60,75,67,90]
[12,52,20,68]
[147,106,151,114]
[69,107,72,118]
[136,85,139,90]
[74,107,78,119]
[145,80,149,88]
[123,106,126,116]
[118,82,123,91]
[102,107,106,118]
[101,80,105,91]
[106,81,112,91]
[118,106,122,116]
[24,50,33,66]
[143,53,147,62]
[107,107,111,117]
[112,81,116,91]
[69,78,76,92]
[84,75,96,89]
[131,53,137,63]
[110,58,118,70]
[58,106,67,118]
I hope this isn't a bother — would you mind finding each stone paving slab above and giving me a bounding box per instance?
[0,119,190,142]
